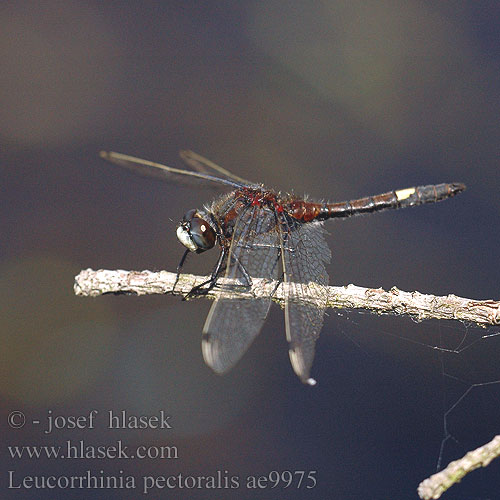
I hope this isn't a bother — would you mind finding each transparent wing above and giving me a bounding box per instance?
[100,151,244,189]
[202,206,280,374]
[179,150,257,187]
[279,217,331,384]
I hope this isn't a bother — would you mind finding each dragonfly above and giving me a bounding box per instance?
[100,150,465,385]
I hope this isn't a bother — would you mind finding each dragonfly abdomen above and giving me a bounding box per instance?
[288,182,465,222]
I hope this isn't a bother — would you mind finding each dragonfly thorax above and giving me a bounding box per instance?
[177,209,216,253]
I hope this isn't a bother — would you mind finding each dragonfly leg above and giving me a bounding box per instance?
[185,247,227,299]
[231,255,252,287]
[270,272,284,297]
[173,249,190,295]
[267,251,283,297]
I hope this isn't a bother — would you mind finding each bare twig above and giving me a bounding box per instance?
[418,435,500,499]
[74,268,500,327]
[74,268,500,493]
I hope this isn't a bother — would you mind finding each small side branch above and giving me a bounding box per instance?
[74,269,500,327]
[418,435,500,499]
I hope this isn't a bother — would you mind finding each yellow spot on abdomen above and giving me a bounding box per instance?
[395,188,415,201]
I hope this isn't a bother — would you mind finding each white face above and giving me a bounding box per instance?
[176,225,198,252]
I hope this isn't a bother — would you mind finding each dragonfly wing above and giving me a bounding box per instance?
[202,206,280,374]
[100,151,242,189]
[179,150,257,187]
[279,217,331,384]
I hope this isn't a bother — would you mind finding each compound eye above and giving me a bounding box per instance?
[182,209,197,223]
[189,217,216,251]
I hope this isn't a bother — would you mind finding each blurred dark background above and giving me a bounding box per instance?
[1,1,500,499]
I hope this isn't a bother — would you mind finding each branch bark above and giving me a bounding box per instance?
[74,268,500,327]
[74,268,500,493]
[418,435,500,499]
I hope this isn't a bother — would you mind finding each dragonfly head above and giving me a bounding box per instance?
[177,209,216,253]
